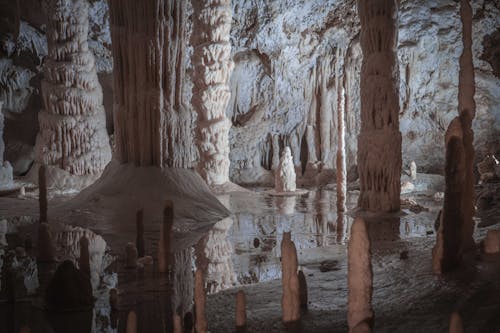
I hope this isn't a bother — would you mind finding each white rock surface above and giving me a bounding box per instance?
[275,147,296,193]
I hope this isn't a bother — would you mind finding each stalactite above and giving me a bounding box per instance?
[109,0,195,168]
[191,0,234,186]
[458,0,476,251]
[357,0,402,212]
[34,0,111,186]
[39,164,47,223]
[158,201,174,273]
[281,231,300,324]
[348,217,373,332]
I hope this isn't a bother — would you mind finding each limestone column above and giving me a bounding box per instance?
[357,0,402,212]
[34,0,111,187]
[192,0,234,186]
[109,0,195,168]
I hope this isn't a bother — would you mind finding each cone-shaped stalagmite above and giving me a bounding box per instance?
[348,217,373,332]
[34,0,111,187]
[195,269,208,333]
[235,290,247,330]
[158,201,173,273]
[39,164,47,223]
[192,0,234,187]
[357,0,402,212]
[281,232,300,324]
[136,209,145,258]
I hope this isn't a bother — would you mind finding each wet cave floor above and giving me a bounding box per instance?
[0,176,499,332]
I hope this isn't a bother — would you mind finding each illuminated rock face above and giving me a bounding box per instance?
[357,0,401,212]
[275,147,296,193]
[192,0,234,187]
[33,0,111,188]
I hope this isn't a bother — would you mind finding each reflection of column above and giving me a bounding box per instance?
[357,0,401,212]
[171,248,194,326]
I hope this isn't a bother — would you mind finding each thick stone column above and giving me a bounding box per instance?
[192,0,234,186]
[357,0,402,212]
[34,0,111,187]
[109,0,195,168]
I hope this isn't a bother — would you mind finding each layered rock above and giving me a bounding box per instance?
[357,0,402,212]
[192,0,234,187]
[33,0,111,188]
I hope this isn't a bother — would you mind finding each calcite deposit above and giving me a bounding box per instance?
[275,147,296,193]
[32,0,111,188]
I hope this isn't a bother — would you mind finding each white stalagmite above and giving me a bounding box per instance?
[348,217,373,332]
[275,147,296,192]
[410,161,417,180]
[192,0,234,187]
[33,0,111,188]
[357,0,402,212]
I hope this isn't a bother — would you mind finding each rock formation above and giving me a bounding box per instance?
[136,209,145,258]
[0,101,13,188]
[192,0,234,187]
[39,164,47,223]
[298,270,308,309]
[357,0,402,212]
[126,310,137,333]
[158,201,174,273]
[171,248,194,330]
[483,230,500,254]
[33,0,111,188]
[109,0,195,168]
[275,147,297,192]
[337,84,347,213]
[449,312,463,333]
[79,235,90,278]
[348,217,373,331]
[194,269,208,333]
[477,154,499,183]
[109,288,118,310]
[37,222,55,262]
[281,232,300,324]
[235,290,247,331]
[410,161,417,180]
[125,242,138,268]
[45,260,93,310]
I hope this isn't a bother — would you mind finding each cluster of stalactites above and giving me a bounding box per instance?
[357,0,402,212]
[192,0,234,186]
[35,0,111,178]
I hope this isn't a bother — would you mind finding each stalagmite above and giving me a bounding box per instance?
[357,0,402,212]
[275,147,297,192]
[235,290,247,331]
[173,314,182,333]
[410,161,417,180]
[192,0,234,187]
[125,242,138,269]
[337,84,347,213]
[109,288,118,310]
[0,102,13,188]
[79,235,90,278]
[136,209,145,258]
[158,201,174,273]
[281,232,300,324]
[298,270,308,309]
[126,310,137,333]
[449,312,464,333]
[39,164,48,223]
[433,119,466,273]
[194,269,208,333]
[482,230,500,254]
[37,223,55,262]
[33,0,111,188]
[171,248,194,327]
[458,0,476,251]
[348,217,373,332]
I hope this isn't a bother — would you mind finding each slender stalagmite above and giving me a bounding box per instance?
[136,209,145,258]
[39,164,48,223]
[235,290,247,330]
[173,314,182,333]
[449,312,464,333]
[191,0,234,186]
[158,201,173,273]
[357,0,402,212]
[348,217,373,332]
[109,0,195,168]
[34,0,111,186]
[281,232,300,324]
[337,82,347,213]
[126,310,137,333]
[195,269,208,333]
[458,0,476,250]
[79,235,90,278]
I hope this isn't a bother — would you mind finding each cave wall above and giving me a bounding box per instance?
[0,0,499,182]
